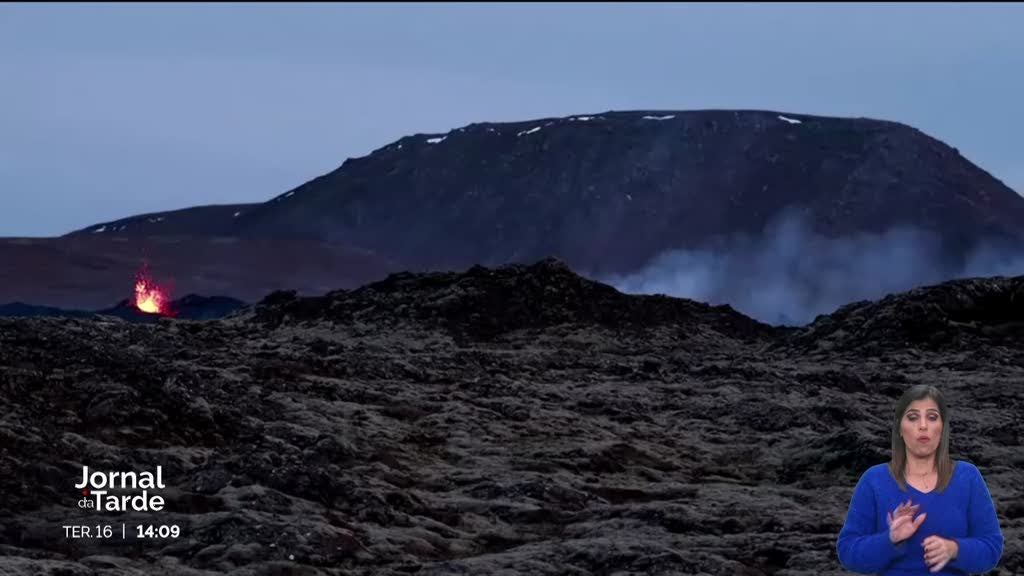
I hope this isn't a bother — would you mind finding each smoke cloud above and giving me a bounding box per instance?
[596,210,1024,326]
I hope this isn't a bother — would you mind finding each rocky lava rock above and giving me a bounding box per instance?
[0,258,1021,575]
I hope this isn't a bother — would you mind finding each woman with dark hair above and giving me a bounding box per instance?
[836,385,1003,574]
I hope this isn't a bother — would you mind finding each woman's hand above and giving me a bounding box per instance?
[923,535,958,573]
[887,500,926,544]
[887,499,920,528]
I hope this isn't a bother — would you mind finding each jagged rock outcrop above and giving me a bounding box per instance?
[243,257,772,343]
[784,276,1024,354]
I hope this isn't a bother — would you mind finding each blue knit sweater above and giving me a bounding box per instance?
[837,460,1003,575]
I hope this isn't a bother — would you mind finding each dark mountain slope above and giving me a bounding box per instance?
[230,110,1024,275]
[64,203,259,238]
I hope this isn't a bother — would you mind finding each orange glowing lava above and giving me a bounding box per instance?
[134,266,170,315]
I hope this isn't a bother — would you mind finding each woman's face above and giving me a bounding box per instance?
[901,397,942,460]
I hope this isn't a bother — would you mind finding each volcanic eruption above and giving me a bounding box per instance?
[133,264,171,315]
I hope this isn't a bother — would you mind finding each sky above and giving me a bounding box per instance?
[1,2,1022,237]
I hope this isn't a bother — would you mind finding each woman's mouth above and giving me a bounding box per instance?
[917,437,930,443]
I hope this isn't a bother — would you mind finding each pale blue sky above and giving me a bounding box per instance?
[2,2,1022,236]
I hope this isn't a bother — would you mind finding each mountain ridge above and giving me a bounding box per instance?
[26,108,1024,322]
[197,110,1024,274]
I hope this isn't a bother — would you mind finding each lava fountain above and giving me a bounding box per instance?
[134,264,171,315]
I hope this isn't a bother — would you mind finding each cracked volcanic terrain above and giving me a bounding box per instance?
[1,259,1021,575]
